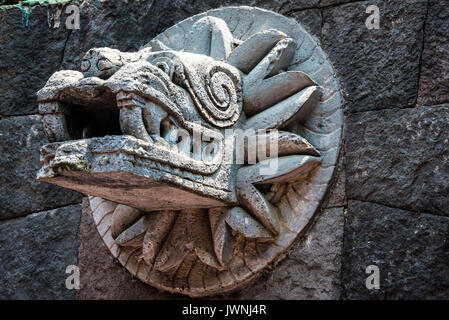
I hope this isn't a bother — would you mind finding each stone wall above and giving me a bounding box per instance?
[0,0,447,299]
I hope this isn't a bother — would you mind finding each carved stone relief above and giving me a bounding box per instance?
[36,6,343,297]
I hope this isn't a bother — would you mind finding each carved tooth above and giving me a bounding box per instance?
[162,120,178,146]
[142,101,167,137]
[154,209,223,272]
[209,208,233,268]
[115,214,152,247]
[39,101,71,142]
[142,210,177,266]
[111,204,145,239]
[224,207,274,240]
[119,104,153,142]
[164,124,192,155]
[236,182,280,236]
[82,123,95,139]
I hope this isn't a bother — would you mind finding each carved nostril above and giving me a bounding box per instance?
[81,59,91,72]
[97,58,110,71]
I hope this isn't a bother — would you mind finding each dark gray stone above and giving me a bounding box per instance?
[233,207,344,299]
[62,0,242,71]
[1,0,418,117]
[342,200,449,299]
[61,0,326,71]
[0,0,328,118]
[319,0,352,7]
[418,0,449,106]
[0,4,71,116]
[254,0,356,12]
[78,197,344,299]
[0,115,81,219]
[322,0,427,112]
[323,157,347,209]
[288,9,322,42]
[345,105,449,217]
[77,198,185,300]
[0,204,81,299]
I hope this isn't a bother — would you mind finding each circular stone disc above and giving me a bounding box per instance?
[90,6,343,297]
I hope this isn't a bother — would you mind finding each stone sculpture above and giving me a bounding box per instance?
[36,7,343,296]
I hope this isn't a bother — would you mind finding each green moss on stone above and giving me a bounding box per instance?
[53,159,91,173]
[1,0,77,11]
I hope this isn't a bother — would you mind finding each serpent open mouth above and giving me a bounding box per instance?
[36,53,240,211]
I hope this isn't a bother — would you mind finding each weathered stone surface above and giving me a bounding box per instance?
[0,115,81,219]
[322,0,427,112]
[77,198,183,300]
[60,0,328,71]
[0,0,328,117]
[288,9,322,42]
[39,7,343,296]
[233,207,344,299]
[0,4,71,116]
[252,0,355,12]
[78,200,344,299]
[342,201,449,299]
[323,156,347,208]
[345,105,449,216]
[0,204,81,299]
[418,0,449,106]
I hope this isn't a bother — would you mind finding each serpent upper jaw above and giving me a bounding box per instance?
[36,55,239,210]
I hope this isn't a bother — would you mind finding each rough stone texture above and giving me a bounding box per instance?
[323,156,347,208]
[288,9,322,42]
[418,0,449,106]
[342,201,449,300]
[0,204,81,299]
[0,0,327,117]
[0,115,82,219]
[322,0,427,112]
[345,105,449,217]
[0,4,71,116]
[60,0,325,71]
[77,198,187,300]
[78,198,343,300]
[253,0,355,12]
[232,207,344,299]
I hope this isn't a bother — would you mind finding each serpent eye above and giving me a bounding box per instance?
[154,59,174,80]
[155,61,171,76]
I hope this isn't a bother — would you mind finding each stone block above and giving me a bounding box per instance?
[342,200,449,299]
[0,204,81,299]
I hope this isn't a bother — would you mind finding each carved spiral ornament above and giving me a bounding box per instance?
[185,62,242,128]
[200,65,242,127]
